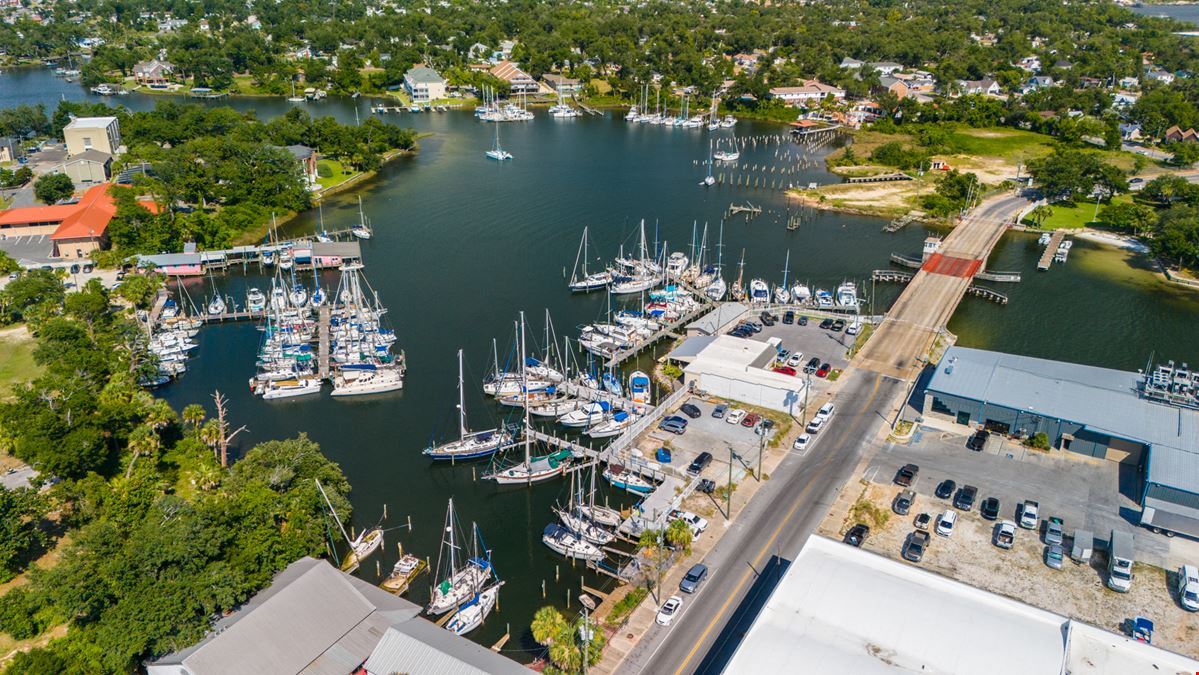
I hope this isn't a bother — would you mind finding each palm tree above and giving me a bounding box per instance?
[124,424,161,479]
[1029,205,1053,229]
[531,606,569,647]
[665,519,693,553]
[182,403,206,433]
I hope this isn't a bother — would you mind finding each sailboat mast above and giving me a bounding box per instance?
[520,312,531,472]
[457,349,467,440]
[314,479,354,547]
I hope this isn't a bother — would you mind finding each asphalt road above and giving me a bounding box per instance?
[620,369,904,675]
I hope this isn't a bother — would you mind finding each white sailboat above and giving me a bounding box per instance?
[568,226,613,292]
[700,140,716,186]
[351,196,373,239]
[485,121,513,161]
[774,251,792,304]
[704,220,727,301]
[542,523,604,561]
[315,479,383,573]
[425,349,514,461]
[444,582,503,635]
[426,499,496,616]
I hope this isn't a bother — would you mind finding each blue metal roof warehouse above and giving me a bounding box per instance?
[925,347,1199,537]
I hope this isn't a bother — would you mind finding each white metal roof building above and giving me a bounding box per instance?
[925,347,1199,537]
[146,557,531,675]
[723,535,1199,675]
[680,335,805,413]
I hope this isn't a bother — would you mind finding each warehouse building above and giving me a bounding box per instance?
[924,347,1199,537]
[669,334,805,413]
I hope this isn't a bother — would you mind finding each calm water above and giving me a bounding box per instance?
[1129,4,1199,25]
[4,67,1199,655]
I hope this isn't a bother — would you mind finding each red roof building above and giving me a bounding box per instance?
[0,183,123,259]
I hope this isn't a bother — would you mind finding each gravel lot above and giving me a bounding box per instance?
[821,480,1199,658]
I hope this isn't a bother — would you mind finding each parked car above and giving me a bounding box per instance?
[656,596,684,626]
[115,270,126,280]
[968,429,990,451]
[980,497,1001,521]
[679,403,702,419]
[798,315,809,326]
[814,402,835,422]
[782,310,795,324]
[772,366,797,376]
[844,524,869,547]
[679,564,708,594]
[688,452,713,475]
[69,263,80,274]
[777,349,790,361]
[805,416,825,434]
[804,357,820,374]
[936,510,957,537]
[846,320,861,336]
[831,319,846,332]
[1177,565,1199,612]
[903,531,930,562]
[741,412,761,428]
[895,464,919,486]
[819,318,833,330]
[82,263,94,273]
[994,521,1016,549]
[816,363,831,378]
[755,418,775,436]
[7,272,18,280]
[1045,544,1065,570]
[658,418,687,435]
[954,485,977,512]
[792,434,811,451]
[1044,516,1064,546]
[759,312,776,326]
[728,328,751,338]
[725,409,746,425]
[914,513,932,531]
[935,479,957,500]
[669,510,709,536]
[1018,500,1040,529]
[712,403,728,419]
[893,489,916,515]
[697,479,717,494]
[786,353,804,368]
[744,321,762,333]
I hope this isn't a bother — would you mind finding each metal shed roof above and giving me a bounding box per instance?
[686,302,748,335]
[928,347,1199,493]
[667,335,716,362]
[364,617,532,675]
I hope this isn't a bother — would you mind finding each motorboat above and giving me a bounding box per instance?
[713,150,740,162]
[666,252,689,278]
[542,524,604,561]
[603,463,654,494]
[586,411,636,438]
[815,289,835,308]
[628,371,651,412]
[246,288,266,312]
[625,106,639,121]
[749,279,770,304]
[558,401,611,427]
[331,367,403,396]
[340,527,384,573]
[836,281,859,310]
[160,298,179,318]
[380,553,428,595]
[259,377,322,400]
[444,582,502,635]
[721,114,737,128]
[791,284,812,303]
[705,276,727,302]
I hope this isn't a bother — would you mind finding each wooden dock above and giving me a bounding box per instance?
[727,202,762,219]
[965,286,1008,304]
[975,270,1022,283]
[874,270,1007,304]
[526,429,596,459]
[846,172,912,184]
[603,301,715,369]
[884,212,921,233]
[194,309,268,324]
[889,253,925,269]
[317,306,331,379]
[1038,230,1067,270]
[872,269,914,283]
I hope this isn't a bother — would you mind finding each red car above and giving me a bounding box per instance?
[816,363,831,378]
[741,412,761,428]
[772,366,797,376]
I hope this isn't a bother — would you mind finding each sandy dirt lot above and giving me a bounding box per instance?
[821,480,1199,658]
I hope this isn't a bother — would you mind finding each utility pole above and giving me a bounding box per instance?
[726,443,733,517]
[212,390,247,468]
[756,425,765,481]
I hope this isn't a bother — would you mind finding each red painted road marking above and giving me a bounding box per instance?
[921,253,981,278]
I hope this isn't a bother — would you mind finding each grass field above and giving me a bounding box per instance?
[316,158,357,190]
[0,326,41,400]
[1023,194,1134,230]
[947,128,1055,160]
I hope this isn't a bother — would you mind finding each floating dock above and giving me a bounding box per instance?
[1038,230,1067,270]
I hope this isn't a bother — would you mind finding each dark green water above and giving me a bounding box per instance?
[5,67,1199,655]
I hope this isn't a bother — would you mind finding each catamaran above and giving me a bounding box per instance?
[568,227,613,292]
[485,121,513,161]
[425,349,514,461]
[426,499,497,615]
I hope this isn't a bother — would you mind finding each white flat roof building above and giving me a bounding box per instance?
[680,335,805,413]
[724,536,1199,675]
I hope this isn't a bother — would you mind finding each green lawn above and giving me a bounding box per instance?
[949,128,1055,161]
[316,158,358,190]
[1024,194,1134,230]
[0,326,42,400]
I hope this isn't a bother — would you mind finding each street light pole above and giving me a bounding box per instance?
[726,443,733,518]
[756,424,764,481]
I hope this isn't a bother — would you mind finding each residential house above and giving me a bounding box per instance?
[1053,59,1073,70]
[971,32,998,46]
[283,145,319,187]
[1020,76,1055,95]
[144,557,531,675]
[403,65,447,103]
[867,61,904,75]
[0,137,22,163]
[132,59,175,85]
[1014,56,1041,72]
[1113,91,1140,108]
[733,53,760,72]
[839,57,863,69]
[848,100,883,127]
[63,116,121,156]
[1078,77,1104,89]
[768,80,845,106]
[1164,126,1199,143]
[879,75,910,99]
[956,79,1001,96]
[1145,66,1175,85]
[52,150,112,184]
[541,72,581,95]
[1119,123,1144,143]
[489,60,538,94]
[1119,76,1140,90]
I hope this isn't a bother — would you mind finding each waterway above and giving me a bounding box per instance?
[3,67,1199,656]
[1129,4,1199,26]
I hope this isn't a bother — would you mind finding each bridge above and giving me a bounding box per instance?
[853,193,1030,380]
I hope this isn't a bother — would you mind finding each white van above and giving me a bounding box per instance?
[1107,530,1134,593]
[815,402,835,422]
[1178,564,1199,612]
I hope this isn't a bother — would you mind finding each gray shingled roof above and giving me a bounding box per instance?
[929,347,1199,493]
[364,618,532,675]
[687,302,749,336]
[405,66,445,84]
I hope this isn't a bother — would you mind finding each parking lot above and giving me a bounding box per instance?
[720,309,859,404]
[635,397,779,484]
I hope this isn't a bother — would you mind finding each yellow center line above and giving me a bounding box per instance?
[670,374,882,675]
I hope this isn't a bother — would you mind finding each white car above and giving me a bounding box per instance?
[805,417,825,434]
[725,409,746,425]
[786,352,804,368]
[846,321,862,335]
[656,595,683,626]
[670,509,709,536]
[792,433,811,451]
[1178,565,1199,612]
[936,510,957,537]
[814,402,835,423]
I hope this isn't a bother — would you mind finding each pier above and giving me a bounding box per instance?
[845,172,913,184]
[317,306,331,379]
[889,253,925,269]
[603,301,714,369]
[1038,230,1068,270]
[883,212,922,233]
[726,202,763,220]
[137,239,363,276]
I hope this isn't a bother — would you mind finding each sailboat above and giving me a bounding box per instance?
[603,463,654,494]
[700,140,716,186]
[351,196,373,239]
[484,313,572,485]
[426,498,496,615]
[444,581,503,635]
[287,81,305,103]
[316,202,333,242]
[575,463,623,527]
[555,471,616,546]
[425,349,515,461]
[730,249,747,301]
[568,226,613,292]
[315,479,383,573]
[774,251,792,304]
[485,121,513,161]
[542,523,604,561]
[705,220,727,301]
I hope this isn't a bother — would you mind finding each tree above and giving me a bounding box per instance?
[1099,201,1157,236]
[1026,149,1124,204]
[0,486,49,582]
[1028,205,1053,228]
[531,606,569,646]
[33,173,74,205]
[664,518,693,553]
[1167,141,1199,168]
[1152,205,1199,270]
